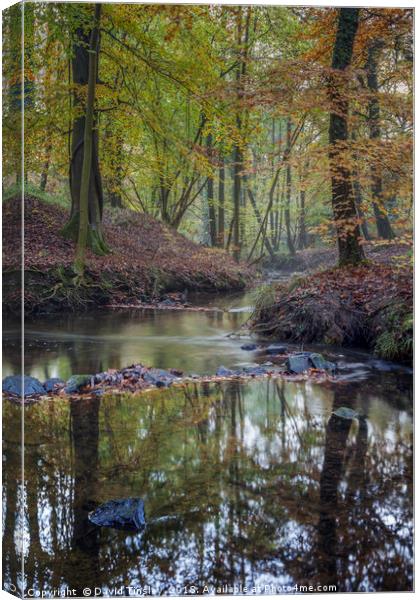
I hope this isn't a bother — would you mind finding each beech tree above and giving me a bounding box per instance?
[63,3,109,258]
[73,4,103,274]
[328,7,365,266]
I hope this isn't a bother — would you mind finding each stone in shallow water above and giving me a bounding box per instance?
[332,406,359,420]
[89,497,146,531]
[309,353,336,372]
[241,343,258,351]
[266,344,288,355]
[2,375,45,397]
[286,352,336,374]
[285,353,311,373]
[216,366,235,377]
[64,374,93,394]
[241,365,270,376]
[43,378,65,393]
[143,369,176,388]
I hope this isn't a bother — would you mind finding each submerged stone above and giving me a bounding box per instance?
[241,343,258,351]
[332,406,359,420]
[64,374,93,394]
[2,375,45,397]
[216,366,235,377]
[89,497,146,531]
[43,378,65,393]
[266,344,288,355]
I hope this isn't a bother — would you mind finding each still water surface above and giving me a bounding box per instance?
[2,293,413,595]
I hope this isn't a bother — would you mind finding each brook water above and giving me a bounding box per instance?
[2,291,413,594]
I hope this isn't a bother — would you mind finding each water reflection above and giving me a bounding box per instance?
[4,308,253,380]
[2,379,413,595]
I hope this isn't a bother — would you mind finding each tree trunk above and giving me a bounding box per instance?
[297,189,307,250]
[218,158,225,247]
[366,40,395,240]
[39,143,52,191]
[63,4,109,257]
[207,134,217,246]
[232,7,251,262]
[109,134,123,208]
[285,118,296,256]
[247,187,275,258]
[328,8,365,266]
[233,146,242,261]
[74,4,102,274]
[353,173,371,241]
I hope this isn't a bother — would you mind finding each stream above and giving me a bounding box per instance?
[2,289,413,594]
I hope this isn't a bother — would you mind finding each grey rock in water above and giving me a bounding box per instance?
[216,366,235,377]
[143,368,176,388]
[285,353,311,374]
[332,406,359,420]
[64,374,93,394]
[266,344,288,355]
[241,365,270,376]
[2,375,45,397]
[309,353,336,372]
[286,352,336,374]
[43,378,65,393]
[89,497,146,531]
[241,343,258,351]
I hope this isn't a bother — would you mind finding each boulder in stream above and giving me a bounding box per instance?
[332,406,359,420]
[89,497,146,531]
[241,343,258,351]
[286,352,336,374]
[266,344,288,355]
[309,353,337,372]
[142,368,177,388]
[241,365,270,376]
[216,366,235,377]
[2,375,45,397]
[43,378,65,393]
[64,374,93,394]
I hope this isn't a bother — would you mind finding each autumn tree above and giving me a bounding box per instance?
[73,4,103,275]
[63,3,108,257]
[328,8,365,266]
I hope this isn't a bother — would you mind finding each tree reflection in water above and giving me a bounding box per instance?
[2,377,413,595]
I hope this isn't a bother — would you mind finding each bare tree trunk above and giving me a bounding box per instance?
[39,143,52,191]
[207,133,217,246]
[218,158,225,247]
[297,189,307,250]
[232,7,251,262]
[353,174,371,241]
[285,118,296,256]
[366,40,395,240]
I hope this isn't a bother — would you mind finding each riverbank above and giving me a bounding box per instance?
[251,260,413,362]
[3,196,252,314]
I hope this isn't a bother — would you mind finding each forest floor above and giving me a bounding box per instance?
[3,196,253,313]
[252,248,413,363]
